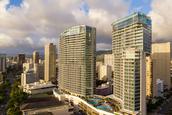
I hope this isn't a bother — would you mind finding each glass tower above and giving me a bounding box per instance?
[59,25,96,96]
[112,12,151,114]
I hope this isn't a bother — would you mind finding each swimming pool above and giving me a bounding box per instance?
[87,97,101,105]
[86,97,113,112]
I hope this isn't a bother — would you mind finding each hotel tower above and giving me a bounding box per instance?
[59,25,96,96]
[112,12,152,115]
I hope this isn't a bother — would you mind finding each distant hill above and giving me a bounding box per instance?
[96,50,112,62]
[96,50,112,56]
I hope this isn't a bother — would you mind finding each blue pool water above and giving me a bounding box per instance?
[97,105,112,111]
[87,98,101,105]
[87,97,113,112]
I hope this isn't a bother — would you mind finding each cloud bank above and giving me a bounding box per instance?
[149,0,172,42]
[0,0,130,54]
[1,0,171,54]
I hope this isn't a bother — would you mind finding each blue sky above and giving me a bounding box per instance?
[7,0,152,14]
[129,0,152,14]
[6,0,23,9]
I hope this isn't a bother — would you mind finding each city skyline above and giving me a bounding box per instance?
[0,0,171,54]
[1,1,172,115]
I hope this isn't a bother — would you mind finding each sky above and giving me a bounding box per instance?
[0,0,171,54]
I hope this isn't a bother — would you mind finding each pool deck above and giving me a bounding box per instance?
[53,89,123,115]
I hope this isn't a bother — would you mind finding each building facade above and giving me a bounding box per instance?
[98,64,112,81]
[59,25,96,96]
[152,42,172,97]
[44,43,56,82]
[33,51,39,64]
[112,12,152,115]
[17,54,25,65]
[0,72,3,84]
[104,54,114,71]
[21,69,37,87]
[146,56,153,98]
[0,54,6,72]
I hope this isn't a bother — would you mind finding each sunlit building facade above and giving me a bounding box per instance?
[44,43,56,82]
[59,25,96,96]
[33,51,39,64]
[152,42,172,97]
[112,12,151,115]
[146,56,153,98]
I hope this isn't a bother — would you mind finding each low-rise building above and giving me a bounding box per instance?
[95,84,113,96]
[23,81,56,94]
[20,96,72,115]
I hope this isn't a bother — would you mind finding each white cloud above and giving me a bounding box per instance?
[149,0,172,41]
[0,0,130,53]
[0,33,16,48]
[72,0,129,40]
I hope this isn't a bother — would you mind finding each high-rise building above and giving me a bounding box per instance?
[152,42,172,97]
[17,54,25,65]
[33,51,39,64]
[98,64,112,81]
[44,43,56,82]
[112,12,151,115]
[0,72,3,84]
[0,54,6,72]
[104,54,114,71]
[146,56,153,98]
[59,25,96,96]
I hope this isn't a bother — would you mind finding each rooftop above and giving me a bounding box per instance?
[112,12,150,25]
[61,25,95,36]
[26,82,56,90]
[20,96,65,110]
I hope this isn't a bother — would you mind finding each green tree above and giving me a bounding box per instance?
[7,80,28,115]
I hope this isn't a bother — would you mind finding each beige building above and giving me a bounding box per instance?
[146,56,153,98]
[104,54,114,71]
[98,64,112,81]
[44,43,56,82]
[23,62,33,72]
[21,60,45,87]
[59,25,96,96]
[35,63,44,80]
[23,81,56,94]
[152,42,172,97]
[112,12,151,115]
[33,51,39,64]
[21,69,37,87]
